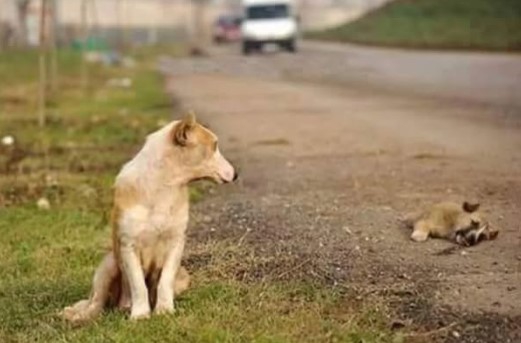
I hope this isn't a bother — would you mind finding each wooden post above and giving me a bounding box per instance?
[39,0,48,127]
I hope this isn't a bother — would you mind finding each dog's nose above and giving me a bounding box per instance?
[233,171,239,182]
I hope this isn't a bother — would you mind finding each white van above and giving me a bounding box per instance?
[241,0,299,54]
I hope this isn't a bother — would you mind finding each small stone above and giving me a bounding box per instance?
[210,227,216,232]
[1,135,14,146]
[343,226,352,234]
[460,251,468,256]
[37,198,51,210]
[452,331,460,338]
[390,320,406,330]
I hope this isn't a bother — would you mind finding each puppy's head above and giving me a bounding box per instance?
[455,202,498,246]
[169,112,238,184]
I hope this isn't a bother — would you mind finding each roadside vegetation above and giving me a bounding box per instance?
[307,0,521,51]
[0,48,403,342]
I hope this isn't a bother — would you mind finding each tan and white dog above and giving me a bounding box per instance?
[62,112,237,323]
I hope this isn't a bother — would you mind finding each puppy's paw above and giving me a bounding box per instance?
[410,230,429,242]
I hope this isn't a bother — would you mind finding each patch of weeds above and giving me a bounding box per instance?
[412,153,445,160]
[254,138,291,146]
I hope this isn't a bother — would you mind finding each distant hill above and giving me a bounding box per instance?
[307,0,521,51]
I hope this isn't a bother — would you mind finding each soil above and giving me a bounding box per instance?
[161,42,521,342]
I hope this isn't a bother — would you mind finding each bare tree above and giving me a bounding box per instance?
[80,0,89,92]
[191,0,209,55]
[39,0,48,127]
[49,0,58,93]
[15,0,31,46]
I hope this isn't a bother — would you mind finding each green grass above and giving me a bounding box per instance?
[0,48,400,342]
[0,207,397,343]
[307,0,521,51]
[0,209,397,343]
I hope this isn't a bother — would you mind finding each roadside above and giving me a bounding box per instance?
[0,46,398,342]
[163,43,521,342]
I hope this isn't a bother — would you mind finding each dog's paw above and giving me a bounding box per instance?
[118,299,131,313]
[130,305,151,320]
[154,302,175,316]
[130,312,150,320]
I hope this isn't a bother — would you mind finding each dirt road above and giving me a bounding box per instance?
[161,42,521,342]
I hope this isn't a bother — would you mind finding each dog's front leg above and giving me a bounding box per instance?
[120,245,150,320]
[117,274,131,312]
[155,237,185,315]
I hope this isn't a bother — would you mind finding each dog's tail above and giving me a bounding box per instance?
[61,253,119,325]
[174,266,191,296]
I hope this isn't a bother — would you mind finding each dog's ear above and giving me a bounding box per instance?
[462,201,480,213]
[173,111,197,146]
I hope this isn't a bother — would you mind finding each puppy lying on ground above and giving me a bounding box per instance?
[404,201,499,246]
[62,112,237,323]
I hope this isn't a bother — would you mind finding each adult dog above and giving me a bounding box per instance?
[62,112,237,323]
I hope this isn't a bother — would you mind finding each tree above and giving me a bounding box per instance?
[191,0,209,55]
[39,0,48,127]
[15,0,31,46]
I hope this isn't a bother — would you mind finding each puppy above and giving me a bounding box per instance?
[405,201,499,246]
[62,112,237,323]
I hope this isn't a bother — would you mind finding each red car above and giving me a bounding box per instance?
[213,15,242,43]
